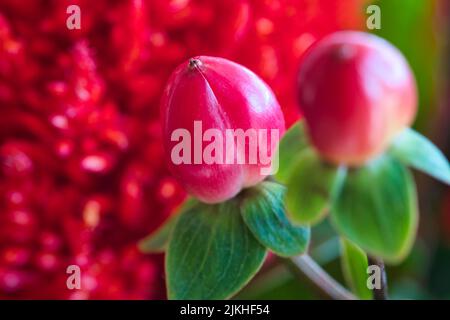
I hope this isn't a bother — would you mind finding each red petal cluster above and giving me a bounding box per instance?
[0,0,363,299]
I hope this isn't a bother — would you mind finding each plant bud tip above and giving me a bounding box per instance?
[188,58,202,70]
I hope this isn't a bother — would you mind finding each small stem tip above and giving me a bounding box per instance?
[188,58,202,70]
[368,256,388,300]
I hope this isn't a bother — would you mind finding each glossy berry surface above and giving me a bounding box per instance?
[161,56,285,203]
[298,31,417,166]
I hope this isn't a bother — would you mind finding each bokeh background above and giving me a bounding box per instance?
[0,0,448,299]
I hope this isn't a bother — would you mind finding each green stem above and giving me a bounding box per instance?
[285,254,356,300]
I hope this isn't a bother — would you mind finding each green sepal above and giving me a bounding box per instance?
[166,199,267,300]
[389,128,450,185]
[285,148,346,226]
[138,198,196,253]
[275,120,309,183]
[331,155,418,264]
[240,181,310,257]
[340,238,372,300]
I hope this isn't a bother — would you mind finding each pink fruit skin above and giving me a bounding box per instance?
[161,56,285,203]
[298,31,418,166]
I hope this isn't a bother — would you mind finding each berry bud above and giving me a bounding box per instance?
[298,31,417,166]
[161,56,285,203]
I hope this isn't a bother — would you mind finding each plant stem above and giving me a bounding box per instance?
[368,256,388,300]
[285,254,356,300]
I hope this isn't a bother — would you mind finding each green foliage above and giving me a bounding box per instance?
[156,181,312,300]
[145,117,448,300]
[340,238,372,300]
[138,198,196,253]
[389,128,450,185]
[166,200,267,300]
[285,148,346,226]
[275,121,309,183]
[241,181,310,257]
[331,155,418,264]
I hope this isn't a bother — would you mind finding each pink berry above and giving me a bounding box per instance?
[298,31,417,166]
[161,56,285,203]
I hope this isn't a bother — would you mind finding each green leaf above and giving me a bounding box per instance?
[331,155,418,264]
[240,181,310,257]
[166,200,267,300]
[389,128,450,185]
[138,198,196,253]
[138,216,176,253]
[340,238,372,300]
[285,148,346,226]
[275,120,309,183]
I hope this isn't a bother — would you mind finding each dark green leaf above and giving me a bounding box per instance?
[138,198,196,253]
[275,120,309,183]
[285,148,346,226]
[389,128,450,185]
[240,181,310,257]
[340,238,372,300]
[331,155,418,264]
[166,200,267,300]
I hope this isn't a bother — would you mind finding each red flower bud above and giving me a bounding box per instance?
[298,31,417,166]
[161,56,285,203]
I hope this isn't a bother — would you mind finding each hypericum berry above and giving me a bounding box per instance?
[161,56,285,203]
[298,31,417,166]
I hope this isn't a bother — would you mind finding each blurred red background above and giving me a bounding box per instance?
[0,0,367,299]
